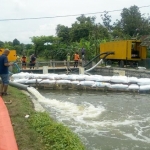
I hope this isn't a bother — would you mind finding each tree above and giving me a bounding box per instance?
[70,15,95,42]
[56,24,70,44]
[120,5,142,37]
[0,41,4,48]
[13,39,20,46]
[101,11,112,32]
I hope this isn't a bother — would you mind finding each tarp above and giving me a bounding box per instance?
[0,97,18,150]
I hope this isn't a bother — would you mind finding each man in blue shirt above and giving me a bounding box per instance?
[0,49,13,96]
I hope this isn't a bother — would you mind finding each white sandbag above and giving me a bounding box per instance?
[140,85,150,91]
[30,74,40,79]
[67,75,77,81]
[36,74,50,79]
[46,74,58,80]
[128,84,139,90]
[76,75,87,81]
[84,75,99,81]
[56,80,71,84]
[13,79,29,84]
[40,79,56,84]
[70,81,80,85]
[137,78,150,85]
[78,81,95,86]
[12,72,30,79]
[138,67,146,70]
[128,77,138,83]
[92,82,111,88]
[96,76,111,82]
[110,76,128,83]
[55,74,68,80]
[109,84,128,89]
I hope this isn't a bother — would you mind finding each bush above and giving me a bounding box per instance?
[29,112,85,150]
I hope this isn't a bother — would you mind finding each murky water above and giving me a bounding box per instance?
[29,87,150,150]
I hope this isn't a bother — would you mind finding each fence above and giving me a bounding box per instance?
[15,60,85,69]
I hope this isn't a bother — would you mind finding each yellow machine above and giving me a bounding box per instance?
[100,40,147,67]
[0,48,17,61]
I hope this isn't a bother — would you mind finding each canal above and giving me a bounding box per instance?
[37,89,150,150]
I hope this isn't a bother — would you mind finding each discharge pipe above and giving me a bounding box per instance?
[9,81,29,91]
[85,51,114,72]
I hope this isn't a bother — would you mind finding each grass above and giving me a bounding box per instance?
[2,86,85,150]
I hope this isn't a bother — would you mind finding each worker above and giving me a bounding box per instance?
[30,54,36,69]
[16,55,20,62]
[21,55,27,69]
[74,52,80,67]
[81,47,85,60]
[0,49,14,96]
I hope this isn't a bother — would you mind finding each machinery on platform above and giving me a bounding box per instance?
[0,48,17,61]
[100,40,147,67]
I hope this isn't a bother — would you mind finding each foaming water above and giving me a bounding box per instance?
[27,87,105,123]
[27,87,150,150]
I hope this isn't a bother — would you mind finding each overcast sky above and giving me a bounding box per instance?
[0,0,149,44]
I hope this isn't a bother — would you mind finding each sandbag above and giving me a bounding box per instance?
[128,77,138,83]
[67,75,77,81]
[140,85,150,91]
[109,84,128,89]
[92,82,111,88]
[40,79,56,84]
[56,80,71,84]
[110,76,128,83]
[128,84,139,90]
[78,81,95,86]
[76,75,87,81]
[84,75,99,81]
[54,74,68,80]
[96,76,111,82]
[70,81,80,85]
[11,72,30,79]
[137,78,150,85]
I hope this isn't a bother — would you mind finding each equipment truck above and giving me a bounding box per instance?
[0,48,16,61]
[100,40,147,67]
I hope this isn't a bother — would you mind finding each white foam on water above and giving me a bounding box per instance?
[27,87,105,121]
[123,133,150,143]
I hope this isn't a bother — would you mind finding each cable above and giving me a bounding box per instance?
[0,5,149,21]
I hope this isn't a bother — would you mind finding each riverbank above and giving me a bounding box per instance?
[2,86,85,150]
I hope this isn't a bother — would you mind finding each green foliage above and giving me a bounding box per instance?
[0,41,4,47]
[101,11,112,32]
[120,5,150,37]
[69,15,95,42]
[13,38,20,46]
[27,49,36,57]
[29,112,85,150]
[56,24,70,44]
[147,48,150,58]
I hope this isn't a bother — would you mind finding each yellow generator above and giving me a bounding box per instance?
[100,40,147,67]
[0,48,17,61]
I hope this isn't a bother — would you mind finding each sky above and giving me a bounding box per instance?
[0,0,149,44]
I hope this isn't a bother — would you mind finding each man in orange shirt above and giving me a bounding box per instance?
[74,52,80,67]
[21,55,27,69]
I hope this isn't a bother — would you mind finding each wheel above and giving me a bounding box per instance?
[119,60,124,68]
[106,60,112,66]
